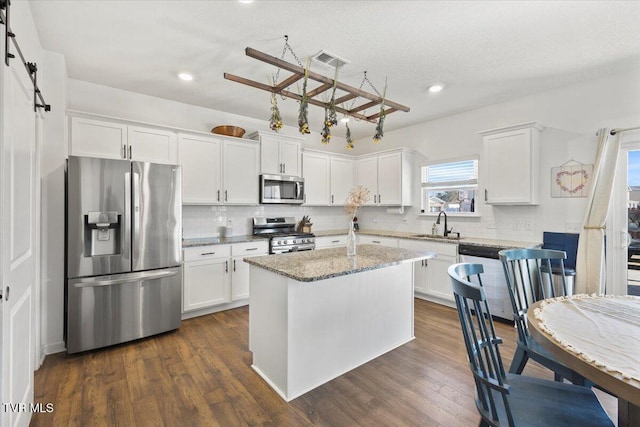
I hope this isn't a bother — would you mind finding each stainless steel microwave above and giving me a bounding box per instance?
[260,174,304,204]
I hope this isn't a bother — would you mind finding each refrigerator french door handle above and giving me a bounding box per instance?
[73,269,179,288]
[132,171,141,264]
[124,171,132,266]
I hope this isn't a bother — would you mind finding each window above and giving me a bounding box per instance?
[421,158,478,214]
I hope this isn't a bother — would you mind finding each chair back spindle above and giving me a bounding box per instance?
[448,262,614,427]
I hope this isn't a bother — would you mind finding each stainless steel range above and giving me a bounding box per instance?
[253,217,315,254]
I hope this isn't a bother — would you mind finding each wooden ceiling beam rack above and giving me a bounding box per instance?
[224,46,410,124]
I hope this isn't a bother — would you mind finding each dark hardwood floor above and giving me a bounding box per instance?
[31,299,617,426]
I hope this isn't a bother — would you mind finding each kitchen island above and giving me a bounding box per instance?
[244,244,435,401]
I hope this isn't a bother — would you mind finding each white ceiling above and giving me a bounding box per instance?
[30,0,640,138]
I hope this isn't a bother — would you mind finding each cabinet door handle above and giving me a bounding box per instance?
[421,260,424,267]
[225,190,228,201]
[245,247,258,251]
[378,194,381,203]
[217,190,220,202]
[424,259,428,267]
[225,260,228,273]
[485,189,488,202]
[331,240,340,243]
[121,145,126,159]
[331,195,334,204]
[233,259,236,272]
[129,145,132,159]
[374,195,377,203]
[200,252,215,256]
[372,240,381,244]
[283,163,286,174]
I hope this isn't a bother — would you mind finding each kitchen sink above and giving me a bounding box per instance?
[410,234,462,241]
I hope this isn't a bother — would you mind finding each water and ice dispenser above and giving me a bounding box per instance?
[84,211,121,256]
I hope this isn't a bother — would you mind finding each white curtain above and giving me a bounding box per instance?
[575,128,621,294]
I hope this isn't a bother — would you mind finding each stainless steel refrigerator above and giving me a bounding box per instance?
[65,156,182,353]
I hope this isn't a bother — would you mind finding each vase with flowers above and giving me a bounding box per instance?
[345,186,371,256]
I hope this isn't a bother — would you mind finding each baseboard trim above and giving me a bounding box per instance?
[43,341,66,355]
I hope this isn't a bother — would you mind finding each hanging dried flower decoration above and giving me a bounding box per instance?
[373,81,387,143]
[268,76,283,132]
[327,98,338,128]
[326,67,339,128]
[346,123,355,150]
[321,109,331,144]
[372,104,385,143]
[269,92,284,131]
[298,60,311,135]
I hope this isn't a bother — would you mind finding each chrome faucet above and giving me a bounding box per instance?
[436,211,451,237]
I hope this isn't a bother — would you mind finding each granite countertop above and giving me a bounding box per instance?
[315,229,539,249]
[183,235,267,248]
[243,244,435,282]
[184,229,539,250]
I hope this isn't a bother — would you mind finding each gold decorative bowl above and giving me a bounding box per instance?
[211,125,246,138]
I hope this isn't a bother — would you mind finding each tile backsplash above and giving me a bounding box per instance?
[182,205,352,239]
[183,203,549,243]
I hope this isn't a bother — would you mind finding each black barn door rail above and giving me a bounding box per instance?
[0,0,51,112]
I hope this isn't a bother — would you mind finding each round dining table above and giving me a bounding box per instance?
[528,294,640,427]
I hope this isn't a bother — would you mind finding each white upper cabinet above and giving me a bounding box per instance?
[302,151,331,205]
[69,115,177,164]
[301,150,354,206]
[354,156,378,206]
[178,132,259,205]
[127,126,177,164]
[69,116,127,160]
[355,148,413,206]
[222,138,260,204]
[480,122,543,205]
[178,133,222,204]
[249,131,302,176]
[330,156,354,206]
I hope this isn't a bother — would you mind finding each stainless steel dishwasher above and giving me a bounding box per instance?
[458,244,513,321]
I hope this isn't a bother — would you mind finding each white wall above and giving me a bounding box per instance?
[355,68,640,242]
[40,50,67,355]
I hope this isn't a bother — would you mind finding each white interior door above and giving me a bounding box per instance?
[1,44,37,426]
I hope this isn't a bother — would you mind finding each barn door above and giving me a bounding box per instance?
[0,26,37,427]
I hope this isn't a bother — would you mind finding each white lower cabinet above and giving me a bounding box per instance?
[183,241,268,313]
[397,239,458,302]
[358,235,399,247]
[231,241,269,300]
[315,235,348,249]
[183,245,231,312]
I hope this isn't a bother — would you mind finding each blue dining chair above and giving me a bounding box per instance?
[448,263,614,427]
[498,248,589,385]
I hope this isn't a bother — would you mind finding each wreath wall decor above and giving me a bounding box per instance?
[551,160,593,198]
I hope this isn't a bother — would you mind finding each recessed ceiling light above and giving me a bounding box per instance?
[238,0,254,4]
[428,84,444,93]
[178,72,194,81]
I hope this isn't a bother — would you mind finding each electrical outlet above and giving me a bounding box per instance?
[513,219,523,231]
[487,220,496,229]
[525,220,535,231]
